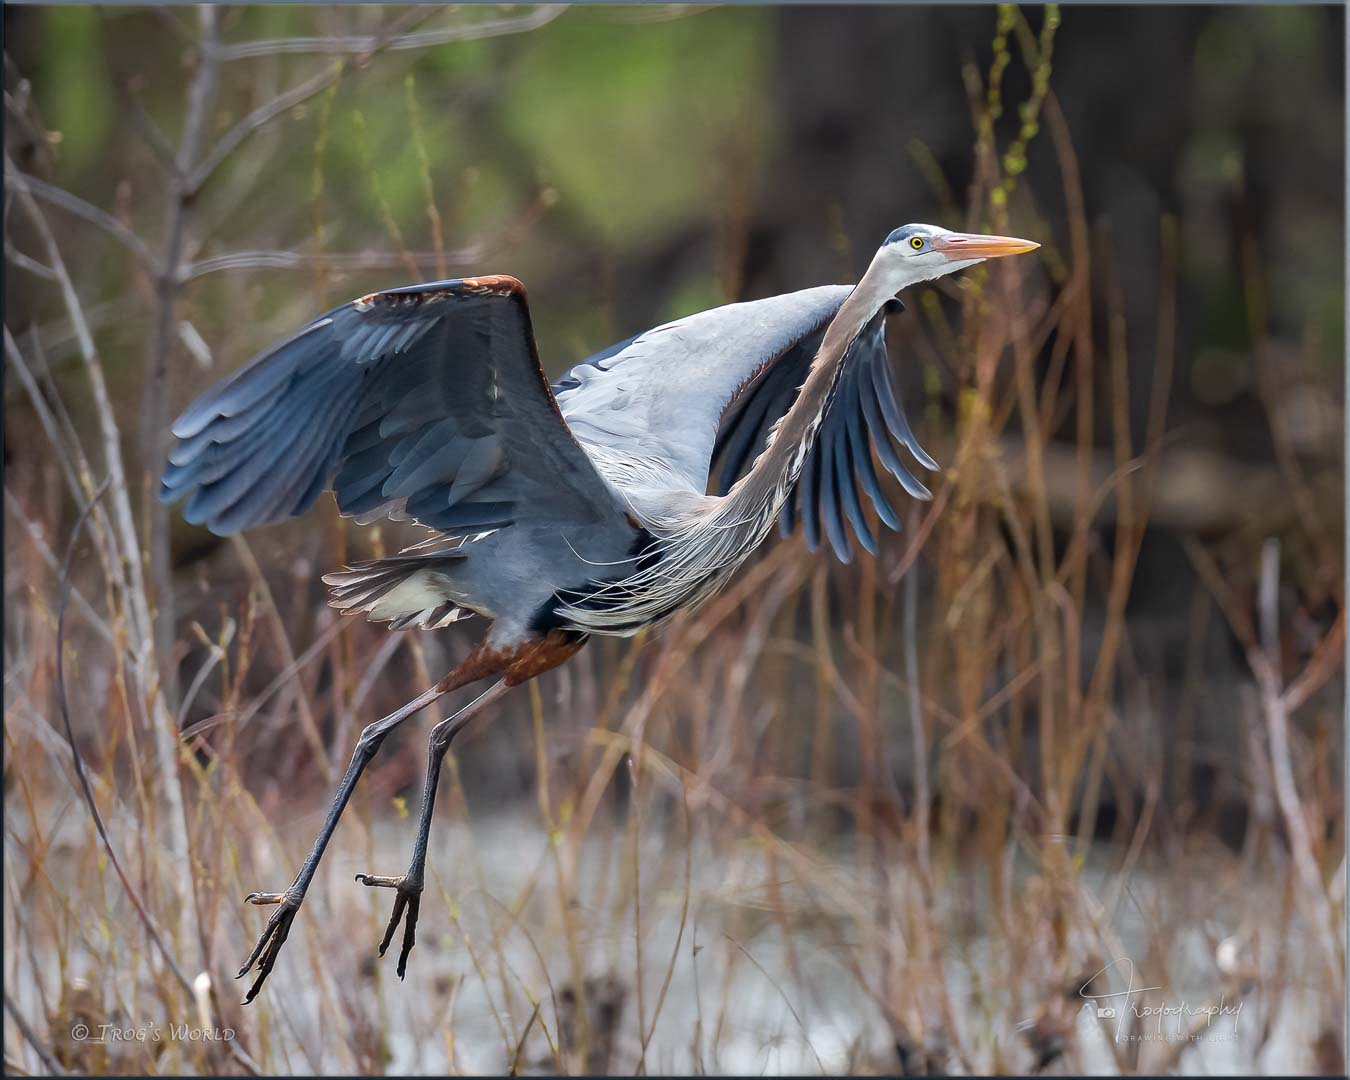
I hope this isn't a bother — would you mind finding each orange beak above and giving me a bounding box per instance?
[932,232,1040,261]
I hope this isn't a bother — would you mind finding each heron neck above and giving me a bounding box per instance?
[727,261,897,516]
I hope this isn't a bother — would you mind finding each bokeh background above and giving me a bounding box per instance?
[3,4,1345,1075]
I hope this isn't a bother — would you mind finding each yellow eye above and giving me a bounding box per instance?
[910,236,924,250]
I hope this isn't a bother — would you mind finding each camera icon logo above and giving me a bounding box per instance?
[1097,1006,1116,1019]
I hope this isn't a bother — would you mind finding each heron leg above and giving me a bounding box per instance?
[356,677,511,977]
[235,659,497,1004]
[357,629,586,977]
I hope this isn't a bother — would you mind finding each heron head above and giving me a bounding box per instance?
[878,223,1039,288]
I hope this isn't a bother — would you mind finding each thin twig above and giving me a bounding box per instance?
[1251,539,1342,985]
[229,534,334,782]
[144,6,220,724]
[508,1001,543,1076]
[215,5,566,61]
[6,244,58,281]
[4,169,160,275]
[190,6,570,198]
[187,5,428,197]
[640,785,693,1065]
[175,625,231,730]
[1,298,128,401]
[3,328,97,524]
[54,478,194,996]
[903,503,931,881]
[126,93,182,178]
[5,327,126,644]
[722,933,826,1074]
[1282,610,1345,713]
[4,165,148,632]
[179,245,485,282]
[179,615,348,739]
[3,486,113,644]
[187,60,345,196]
[3,989,65,1075]
[5,681,120,804]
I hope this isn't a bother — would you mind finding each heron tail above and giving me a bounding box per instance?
[323,552,473,631]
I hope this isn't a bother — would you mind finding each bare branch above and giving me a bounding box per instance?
[1257,538,1283,682]
[179,617,348,740]
[5,169,160,275]
[151,5,196,45]
[5,243,58,281]
[179,245,486,282]
[3,989,65,1075]
[215,5,566,61]
[189,6,567,195]
[53,477,196,1000]
[186,61,345,196]
[5,680,119,803]
[229,534,335,783]
[142,6,220,728]
[2,297,131,405]
[903,502,931,882]
[126,91,183,178]
[185,6,429,197]
[1283,610,1346,713]
[175,627,231,730]
[4,328,98,527]
[4,327,129,636]
[4,485,114,644]
[92,10,184,177]
[179,180,554,282]
[1249,538,1343,986]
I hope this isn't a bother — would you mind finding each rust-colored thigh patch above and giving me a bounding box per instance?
[436,629,587,693]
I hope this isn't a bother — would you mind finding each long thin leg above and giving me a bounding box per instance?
[356,678,511,977]
[356,628,587,977]
[236,667,493,1003]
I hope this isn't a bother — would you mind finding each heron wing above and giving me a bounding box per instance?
[554,285,855,494]
[554,288,936,563]
[711,300,937,563]
[162,276,632,540]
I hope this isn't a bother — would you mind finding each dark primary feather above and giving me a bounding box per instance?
[707,298,937,563]
[162,277,629,540]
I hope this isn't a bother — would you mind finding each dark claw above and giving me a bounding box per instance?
[237,894,300,1004]
[356,873,423,979]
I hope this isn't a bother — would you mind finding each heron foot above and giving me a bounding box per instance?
[355,872,423,979]
[237,888,302,1004]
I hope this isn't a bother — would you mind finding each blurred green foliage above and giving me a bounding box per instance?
[501,8,771,244]
[39,7,114,171]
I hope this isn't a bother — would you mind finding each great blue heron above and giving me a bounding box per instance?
[162,223,1037,1001]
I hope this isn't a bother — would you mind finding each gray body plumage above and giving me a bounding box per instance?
[162,272,938,645]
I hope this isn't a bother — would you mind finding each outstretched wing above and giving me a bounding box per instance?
[555,286,855,494]
[162,276,631,541]
[711,299,937,563]
[554,287,937,563]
